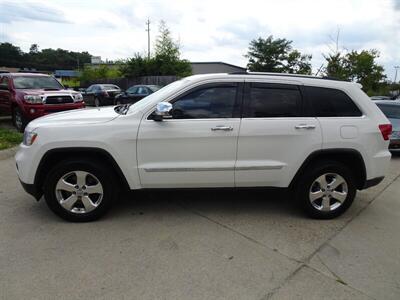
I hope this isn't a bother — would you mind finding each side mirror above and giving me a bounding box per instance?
[153,101,172,121]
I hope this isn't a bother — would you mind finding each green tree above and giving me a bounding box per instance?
[120,21,191,77]
[345,50,385,93]
[29,44,39,54]
[324,49,386,94]
[0,42,92,70]
[79,65,121,82]
[0,42,24,67]
[245,36,312,74]
[154,20,180,60]
[323,52,347,80]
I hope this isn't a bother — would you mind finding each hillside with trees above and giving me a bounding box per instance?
[0,42,91,70]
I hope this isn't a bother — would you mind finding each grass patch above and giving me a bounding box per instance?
[0,128,23,150]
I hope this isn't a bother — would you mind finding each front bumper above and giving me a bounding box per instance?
[22,102,85,121]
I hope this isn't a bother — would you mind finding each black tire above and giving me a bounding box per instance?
[12,106,27,132]
[295,160,356,219]
[43,159,118,222]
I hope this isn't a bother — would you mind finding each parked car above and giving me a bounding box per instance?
[375,100,400,151]
[16,73,392,222]
[0,73,84,131]
[114,85,161,104]
[82,84,121,107]
[371,96,392,101]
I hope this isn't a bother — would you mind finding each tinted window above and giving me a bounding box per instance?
[306,86,362,117]
[246,84,301,118]
[172,86,237,119]
[376,104,400,119]
[127,86,138,94]
[137,87,148,95]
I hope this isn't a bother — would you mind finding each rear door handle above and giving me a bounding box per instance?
[295,124,316,130]
[211,126,233,131]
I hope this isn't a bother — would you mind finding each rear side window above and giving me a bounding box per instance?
[246,83,302,118]
[306,86,362,117]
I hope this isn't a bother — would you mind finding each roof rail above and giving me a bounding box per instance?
[228,71,347,82]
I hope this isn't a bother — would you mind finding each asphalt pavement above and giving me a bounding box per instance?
[0,152,399,299]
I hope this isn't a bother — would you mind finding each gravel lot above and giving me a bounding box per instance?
[1,150,400,299]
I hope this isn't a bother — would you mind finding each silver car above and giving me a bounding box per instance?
[375,100,400,152]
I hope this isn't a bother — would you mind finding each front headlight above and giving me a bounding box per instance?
[73,93,83,102]
[23,131,38,146]
[24,95,43,104]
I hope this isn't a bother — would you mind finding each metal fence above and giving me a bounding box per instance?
[81,76,179,89]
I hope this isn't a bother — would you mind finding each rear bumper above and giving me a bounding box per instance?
[362,176,385,190]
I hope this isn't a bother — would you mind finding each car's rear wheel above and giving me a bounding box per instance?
[296,160,356,219]
[12,106,26,132]
[44,159,117,222]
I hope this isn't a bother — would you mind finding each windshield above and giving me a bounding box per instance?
[13,76,64,90]
[377,104,400,119]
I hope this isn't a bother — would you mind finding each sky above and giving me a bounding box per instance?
[0,0,399,80]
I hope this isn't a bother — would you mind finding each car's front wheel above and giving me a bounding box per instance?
[44,159,117,222]
[12,106,27,132]
[296,160,356,219]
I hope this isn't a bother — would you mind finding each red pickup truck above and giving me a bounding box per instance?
[0,73,85,131]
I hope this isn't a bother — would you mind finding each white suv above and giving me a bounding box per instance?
[15,73,392,222]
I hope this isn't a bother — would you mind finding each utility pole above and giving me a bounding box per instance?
[394,66,400,83]
[146,19,151,60]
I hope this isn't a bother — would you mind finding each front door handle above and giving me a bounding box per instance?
[295,124,316,130]
[211,126,234,131]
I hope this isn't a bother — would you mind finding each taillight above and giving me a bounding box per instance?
[379,124,392,141]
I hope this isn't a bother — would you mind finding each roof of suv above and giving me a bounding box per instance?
[183,72,359,90]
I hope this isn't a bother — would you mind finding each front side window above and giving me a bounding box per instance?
[13,76,63,90]
[306,86,362,117]
[127,86,138,94]
[171,85,237,119]
[246,83,301,118]
[137,87,148,95]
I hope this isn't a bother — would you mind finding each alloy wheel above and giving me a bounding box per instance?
[309,173,348,212]
[55,171,103,214]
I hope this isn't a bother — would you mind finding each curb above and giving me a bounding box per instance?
[0,146,19,161]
